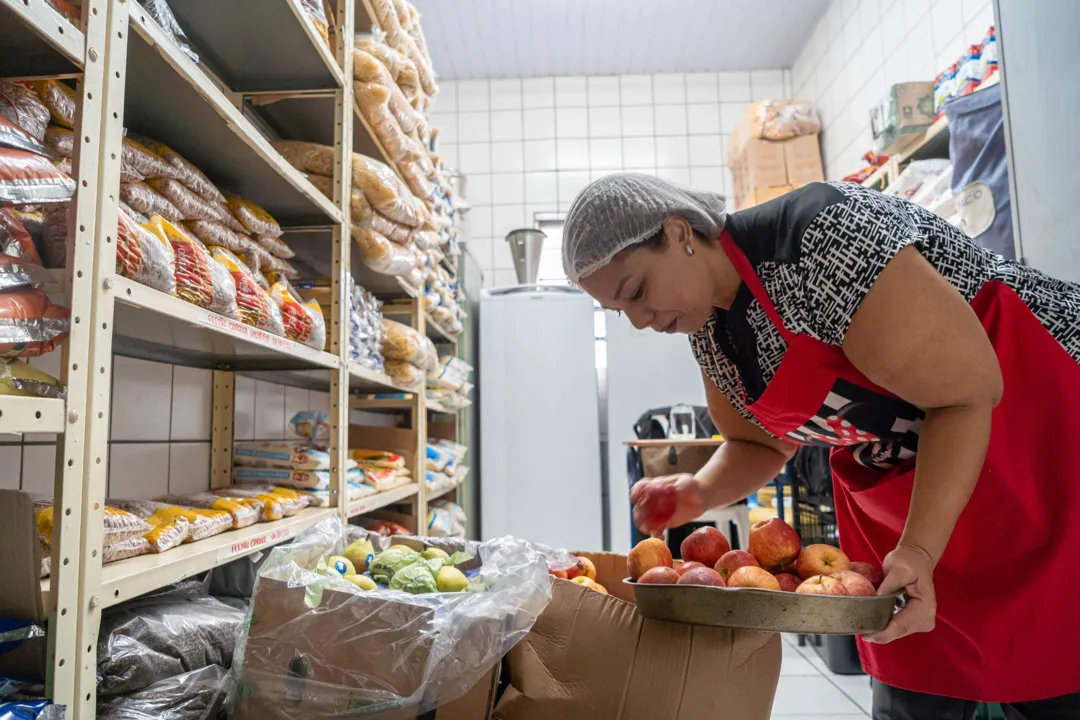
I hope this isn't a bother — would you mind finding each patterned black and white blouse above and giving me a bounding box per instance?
[690,181,1080,468]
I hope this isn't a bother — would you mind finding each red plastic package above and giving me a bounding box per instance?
[0,285,69,357]
[269,280,325,349]
[211,246,284,335]
[0,147,76,204]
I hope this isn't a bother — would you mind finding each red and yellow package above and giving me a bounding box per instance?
[210,246,284,336]
[116,209,175,294]
[143,217,237,318]
[269,280,326,350]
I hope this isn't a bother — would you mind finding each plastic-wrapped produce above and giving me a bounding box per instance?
[147,178,223,222]
[138,0,199,63]
[143,218,237,318]
[116,209,176,294]
[210,247,284,336]
[270,280,325,350]
[97,664,232,720]
[230,518,552,719]
[96,592,243,697]
[121,183,183,223]
[226,194,282,239]
[141,140,225,204]
[352,225,418,276]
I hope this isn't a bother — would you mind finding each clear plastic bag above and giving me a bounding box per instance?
[352,225,418,276]
[270,280,326,350]
[117,209,176,294]
[147,178,223,221]
[290,409,329,440]
[183,220,253,255]
[305,173,373,221]
[256,235,293,259]
[110,499,230,545]
[748,99,821,141]
[382,318,435,369]
[156,492,260,530]
[138,0,199,63]
[299,0,331,49]
[354,82,423,162]
[97,664,232,720]
[210,247,285,336]
[231,518,553,718]
[384,358,425,390]
[360,211,411,244]
[0,81,50,143]
[96,591,243,698]
[121,183,183,223]
[140,140,224,204]
[226,194,282,239]
[122,137,182,182]
[143,218,237,318]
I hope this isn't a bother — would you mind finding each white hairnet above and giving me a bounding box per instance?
[561,173,728,284]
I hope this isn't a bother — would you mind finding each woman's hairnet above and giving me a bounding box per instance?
[561,173,728,284]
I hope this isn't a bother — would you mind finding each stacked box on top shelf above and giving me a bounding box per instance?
[727,100,824,209]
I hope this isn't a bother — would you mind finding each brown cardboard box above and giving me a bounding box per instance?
[350,424,419,474]
[729,132,822,209]
[435,665,501,720]
[493,552,782,720]
[869,81,936,155]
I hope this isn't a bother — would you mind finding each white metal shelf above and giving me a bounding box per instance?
[90,508,336,609]
[125,10,342,226]
[0,396,67,434]
[110,276,340,372]
[168,0,343,92]
[0,0,84,75]
[347,482,420,518]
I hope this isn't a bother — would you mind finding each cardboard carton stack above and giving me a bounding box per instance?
[728,101,825,209]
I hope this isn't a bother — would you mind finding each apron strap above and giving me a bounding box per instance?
[719,231,795,342]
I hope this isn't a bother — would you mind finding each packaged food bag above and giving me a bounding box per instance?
[183,219,255,255]
[0,145,76,204]
[141,139,225,204]
[290,409,329,440]
[231,518,554,718]
[233,466,364,492]
[116,208,176,294]
[35,499,152,547]
[111,499,232,545]
[305,173,374,222]
[381,318,435,370]
[226,194,283,239]
[270,280,325,349]
[121,137,182,182]
[156,493,260,530]
[2,80,58,138]
[0,358,64,399]
[234,441,357,472]
[349,448,407,470]
[148,178,224,221]
[352,225,418,276]
[210,246,284,336]
[121,182,183,223]
[144,217,238,318]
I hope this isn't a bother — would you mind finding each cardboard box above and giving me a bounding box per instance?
[870,81,936,155]
[729,132,822,210]
[351,424,419,475]
[737,185,796,211]
[493,552,782,720]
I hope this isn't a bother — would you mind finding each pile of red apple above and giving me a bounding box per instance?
[628,518,883,597]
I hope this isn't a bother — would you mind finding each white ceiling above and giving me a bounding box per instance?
[409,0,831,80]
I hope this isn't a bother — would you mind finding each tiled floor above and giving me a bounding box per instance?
[772,634,872,718]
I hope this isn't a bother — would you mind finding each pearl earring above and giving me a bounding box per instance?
[685,244,694,256]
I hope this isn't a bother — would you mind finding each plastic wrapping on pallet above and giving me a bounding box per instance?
[231,518,553,718]
[97,664,232,720]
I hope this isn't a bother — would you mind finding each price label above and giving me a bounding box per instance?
[217,526,292,562]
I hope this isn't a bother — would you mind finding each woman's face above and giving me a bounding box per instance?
[579,216,718,334]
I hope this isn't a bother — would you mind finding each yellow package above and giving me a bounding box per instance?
[34,501,151,546]
[349,449,407,470]
[0,359,64,399]
[225,194,282,239]
[33,79,76,129]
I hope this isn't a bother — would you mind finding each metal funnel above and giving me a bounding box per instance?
[506,228,546,285]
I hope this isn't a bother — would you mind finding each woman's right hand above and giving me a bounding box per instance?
[630,474,707,536]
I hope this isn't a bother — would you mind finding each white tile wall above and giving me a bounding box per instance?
[4,355,331,499]
[791,0,995,180]
[431,72,769,286]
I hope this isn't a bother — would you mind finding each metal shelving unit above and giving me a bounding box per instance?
[0,1,459,716]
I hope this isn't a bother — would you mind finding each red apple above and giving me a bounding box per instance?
[727,565,782,591]
[775,572,801,592]
[796,575,850,595]
[627,538,673,581]
[850,561,885,589]
[773,562,798,576]
[748,518,803,571]
[830,570,876,597]
[714,550,760,582]
[675,561,706,576]
[796,544,851,579]
[638,566,680,585]
[566,556,597,581]
[680,526,731,568]
[635,482,677,531]
[677,566,727,587]
[549,569,568,580]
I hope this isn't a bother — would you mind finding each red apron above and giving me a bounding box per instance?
[719,233,1080,702]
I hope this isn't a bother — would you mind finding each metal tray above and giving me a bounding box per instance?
[626,579,901,635]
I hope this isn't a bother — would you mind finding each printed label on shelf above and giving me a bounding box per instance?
[217,526,292,561]
[205,311,296,351]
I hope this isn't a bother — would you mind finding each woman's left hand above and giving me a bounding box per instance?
[863,543,937,644]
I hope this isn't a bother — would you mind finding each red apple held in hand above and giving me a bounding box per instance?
[680,526,731,568]
[638,566,680,585]
[676,566,727,587]
[727,566,782,591]
[627,538,674,581]
[796,544,851,580]
[775,572,801,592]
[850,561,885,589]
[829,570,876,597]
[796,574,850,595]
[675,561,706,576]
[714,550,760,582]
[635,482,677,531]
[748,518,803,571]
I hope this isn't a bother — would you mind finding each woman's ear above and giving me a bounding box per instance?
[662,216,693,251]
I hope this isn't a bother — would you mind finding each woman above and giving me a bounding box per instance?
[562,174,1080,719]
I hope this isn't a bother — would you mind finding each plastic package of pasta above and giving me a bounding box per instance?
[148,178,223,221]
[143,218,237,318]
[121,137,182,182]
[210,246,284,336]
[381,318,431,367]
[116,208,176,294]
[110,499,231,545]
[384,358,425,390]
[35,500,153,548]
[139,0,199,62]
[352,225,418,276]
[141,139,225,204]
[226,194,283,239]
[183,219,254,255]
[306,173,374,222]
[354,82,423,163]
[26,80,72,133]
[256,235,293,259]
[156,493,261,530]
[233,466,364,492]
[270,280,326,350]
[120,182,184,223]
[0,81,50,145]
[359,210,411,244]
